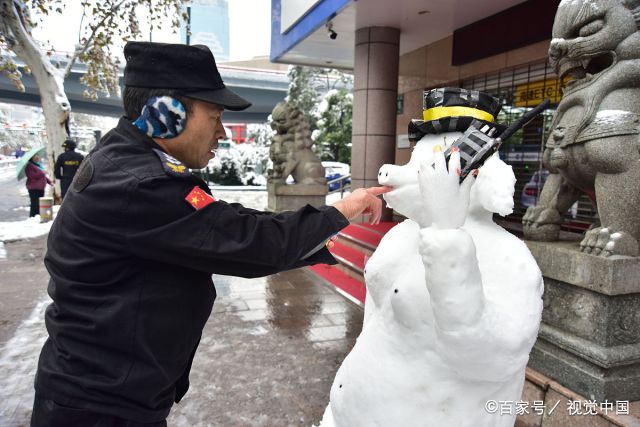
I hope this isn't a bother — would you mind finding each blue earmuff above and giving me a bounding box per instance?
[132,96,187,138]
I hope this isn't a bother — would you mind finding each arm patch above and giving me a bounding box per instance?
[185,186,216,210]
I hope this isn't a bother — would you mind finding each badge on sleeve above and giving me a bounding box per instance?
[152,148,191,178]
[185,186,216,210]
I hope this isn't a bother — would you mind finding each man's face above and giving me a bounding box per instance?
[158,100,227,169]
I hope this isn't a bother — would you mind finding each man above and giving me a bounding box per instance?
[53,139,84,198]
[31,42,389,426]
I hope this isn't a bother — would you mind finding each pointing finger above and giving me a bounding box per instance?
[365,186,393,196]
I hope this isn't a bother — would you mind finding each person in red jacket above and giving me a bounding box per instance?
[25,154,52,217]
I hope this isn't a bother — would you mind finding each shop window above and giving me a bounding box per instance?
[454,61,598,233]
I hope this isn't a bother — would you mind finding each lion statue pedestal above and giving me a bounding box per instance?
[267,182,328,212]
[267,101,328,212]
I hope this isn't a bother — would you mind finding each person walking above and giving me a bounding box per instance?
[53,139,84,199]
[30,42,390,427]
[25,153,51,217]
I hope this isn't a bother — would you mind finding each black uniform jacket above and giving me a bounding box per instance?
[53,150,84,181]
[35,118,349,422]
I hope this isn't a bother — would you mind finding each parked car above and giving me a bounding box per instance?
[521,169,549,208]
[323,161,351,191]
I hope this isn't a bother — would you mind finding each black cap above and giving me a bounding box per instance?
[123,42,252,111]
[63,139,76,150]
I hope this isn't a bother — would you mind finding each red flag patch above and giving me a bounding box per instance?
[185,186,215,210]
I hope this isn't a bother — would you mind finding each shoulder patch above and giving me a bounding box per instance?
[72,157,94,193]
[152,148,191,178]
[185,186,216,210]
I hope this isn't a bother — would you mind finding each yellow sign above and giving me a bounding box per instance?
[515,80,562,107]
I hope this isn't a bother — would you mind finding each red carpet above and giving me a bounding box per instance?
[330,241,366,271]
[309,264,366,303]
[307,222,398,305]
[340,224,384,248]
[355,222,398,235]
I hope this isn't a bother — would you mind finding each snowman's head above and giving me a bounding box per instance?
[469,154,516,216]
[378,132,462,222]
[382,87,505,222]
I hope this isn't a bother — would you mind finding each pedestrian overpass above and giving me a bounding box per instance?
[0,56,289,123]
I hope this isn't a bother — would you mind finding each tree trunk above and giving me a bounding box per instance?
[1,0,70,198]
[38,71,70,199]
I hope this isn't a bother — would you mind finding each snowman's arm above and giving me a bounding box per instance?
[419,227,485,332]
[420,227,538,381]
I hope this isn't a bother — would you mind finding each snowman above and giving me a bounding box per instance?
[319,88,543,427]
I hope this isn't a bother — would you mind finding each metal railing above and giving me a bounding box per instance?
[327,174,351,198]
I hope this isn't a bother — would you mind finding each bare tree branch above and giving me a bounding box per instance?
[1,0,44,64]
[63,0,128,77]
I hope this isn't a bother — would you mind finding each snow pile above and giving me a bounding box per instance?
[594,109,635,125]
[596,110,633,118]
[320,134,543,427]
[0,167,15,181]
[0,213,56,242]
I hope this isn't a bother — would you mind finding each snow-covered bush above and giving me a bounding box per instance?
[313,88,353,164]
[235,143,269,186]
[208,140,270,186]
[208,146,243,185]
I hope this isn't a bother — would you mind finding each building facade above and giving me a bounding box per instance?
[270,0,596,227]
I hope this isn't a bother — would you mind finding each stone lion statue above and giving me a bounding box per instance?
[523,0,640,257]
[268,101,326,185]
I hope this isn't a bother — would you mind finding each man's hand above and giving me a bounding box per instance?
[331,186,392,224]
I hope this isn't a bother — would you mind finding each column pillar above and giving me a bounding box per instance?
[351,27,400,221]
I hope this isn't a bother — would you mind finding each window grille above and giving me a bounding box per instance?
[452,61,598,233]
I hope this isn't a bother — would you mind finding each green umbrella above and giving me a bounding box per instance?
[16,146,46,180]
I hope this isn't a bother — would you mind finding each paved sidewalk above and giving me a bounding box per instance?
[0,236,363,427]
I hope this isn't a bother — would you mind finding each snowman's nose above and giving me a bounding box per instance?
[378,164,415,186]
[378,165,392,185]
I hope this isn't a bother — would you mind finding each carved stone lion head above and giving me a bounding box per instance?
[549,0,640,85]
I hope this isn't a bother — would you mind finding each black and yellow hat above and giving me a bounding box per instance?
[408,87,504,141]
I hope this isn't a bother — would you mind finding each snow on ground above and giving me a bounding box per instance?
[0,297,50,425]
[0,204,59,243]
[212,187,268,210]
[0,214,56,242]
[0,168,15,181]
